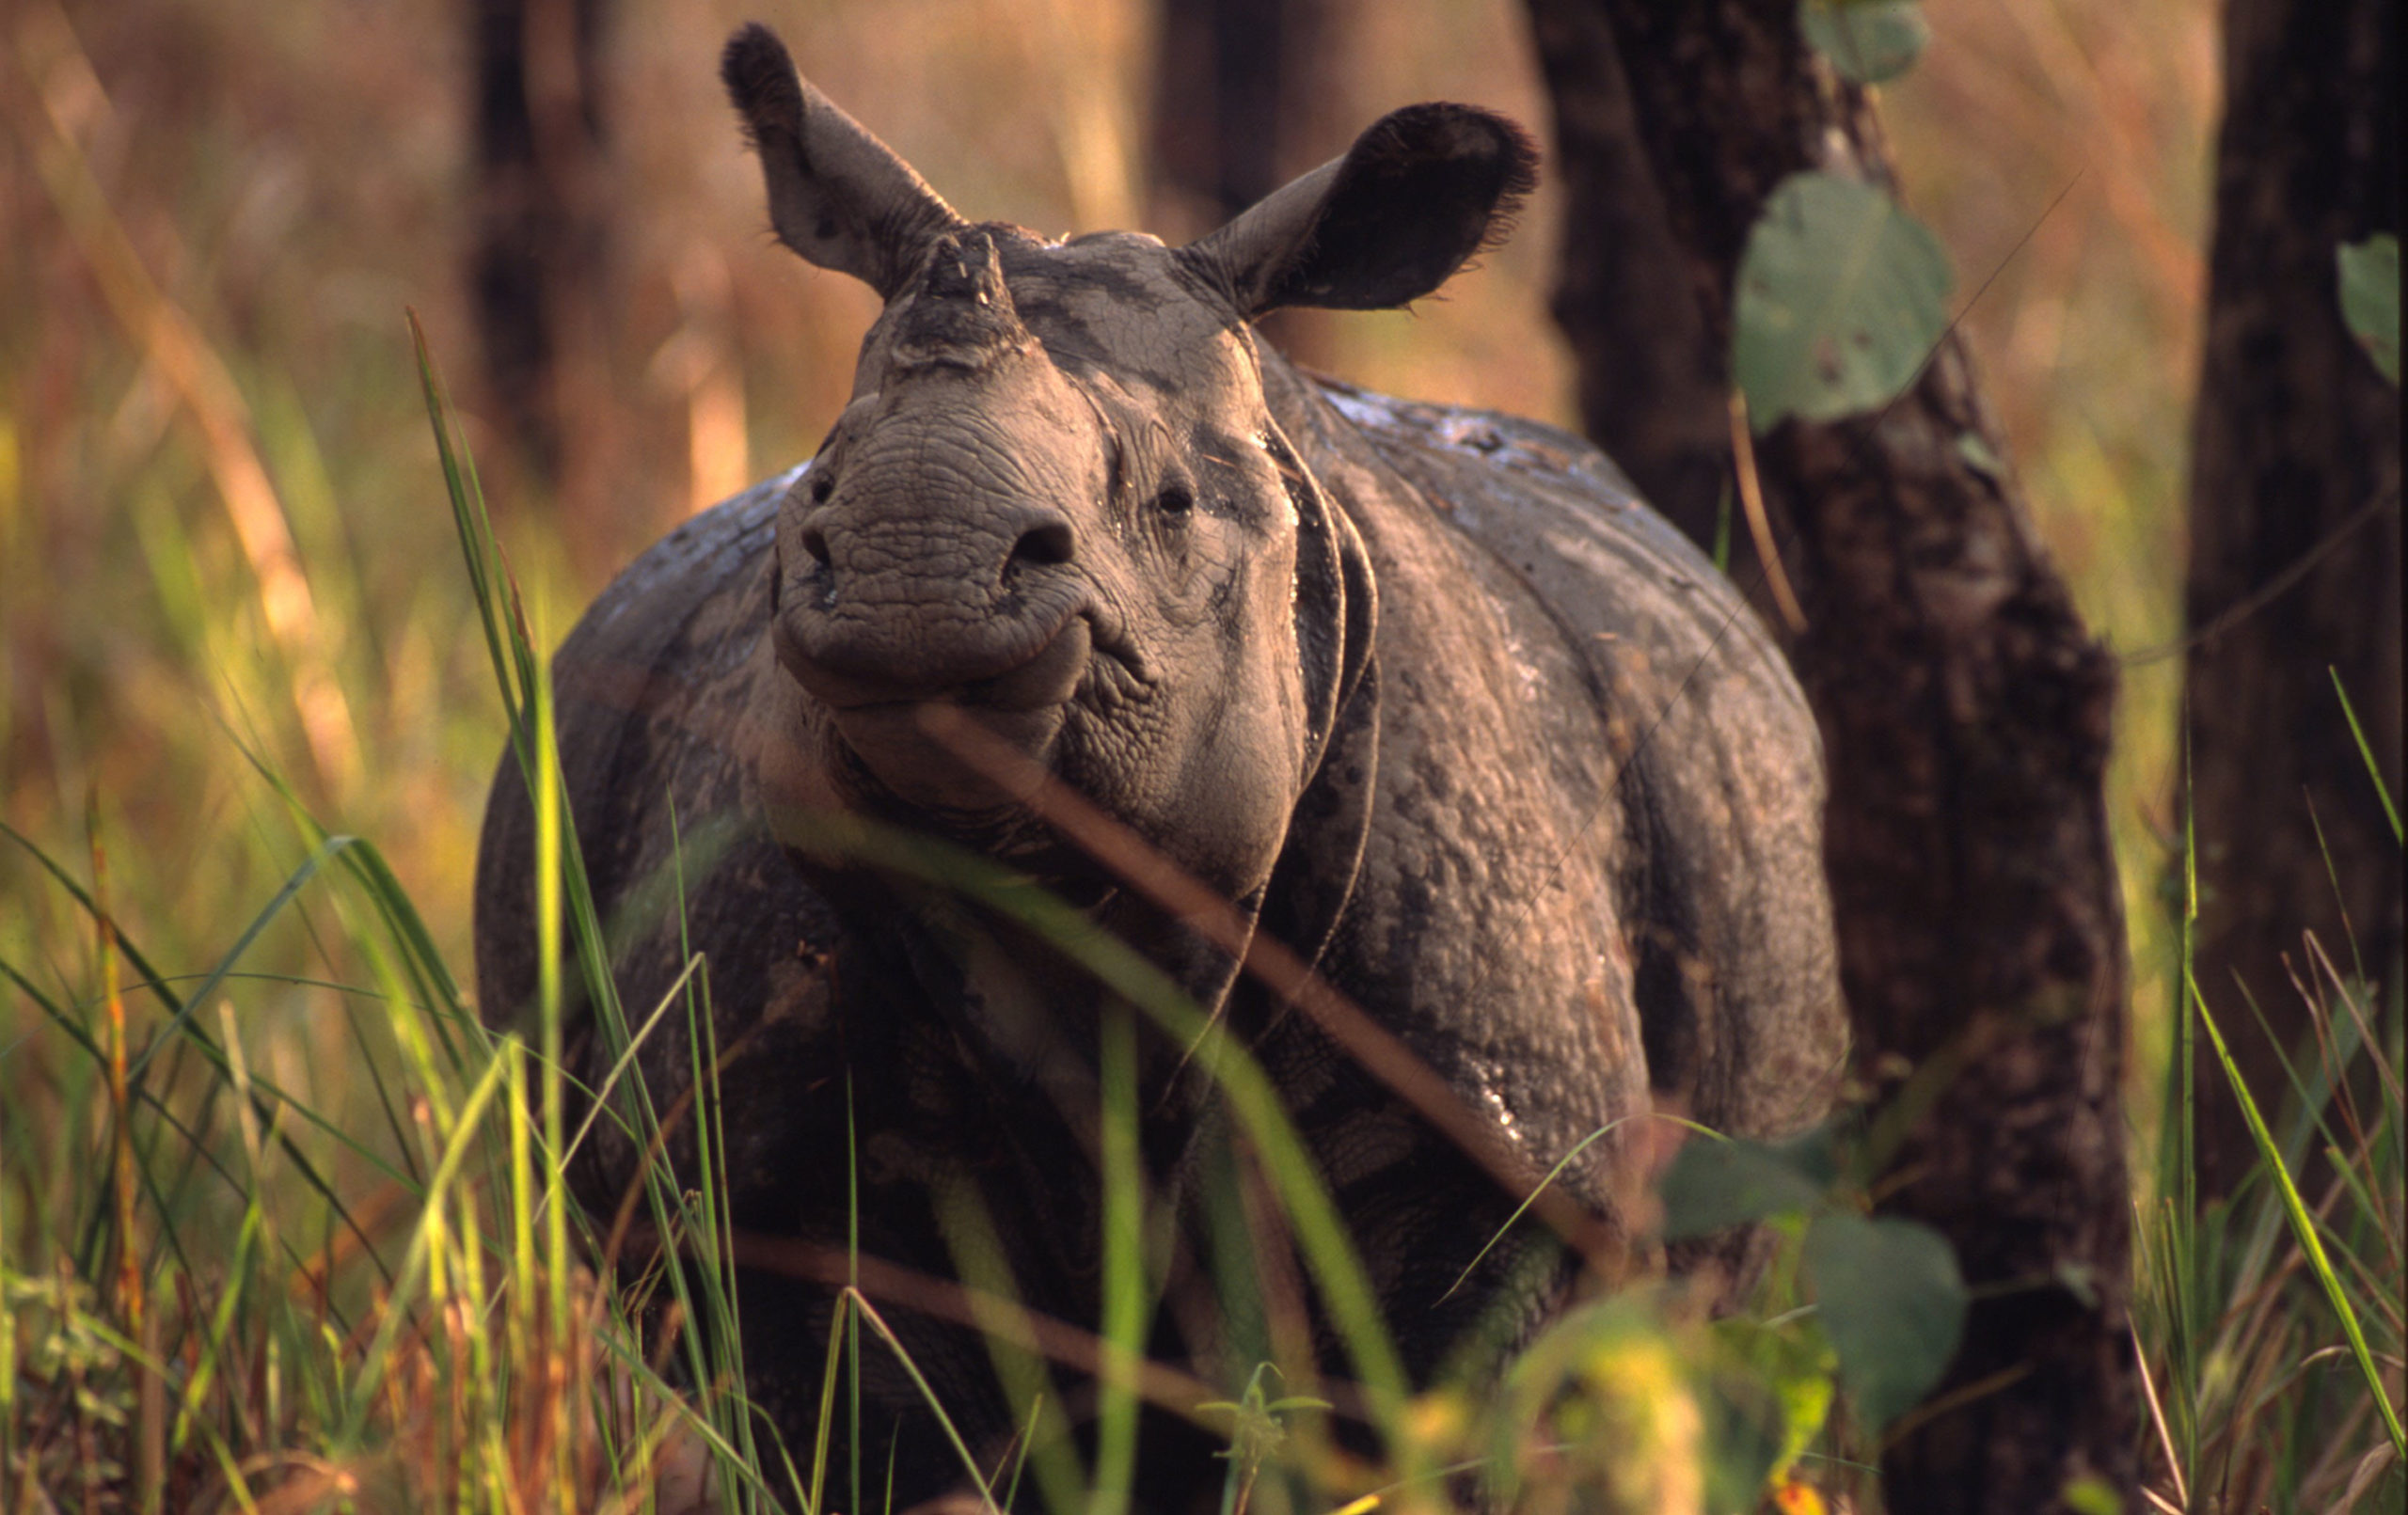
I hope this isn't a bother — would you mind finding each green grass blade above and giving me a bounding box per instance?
[842,1289,1003,1509]
[1094,1004,1145,1515]
[2,820,189,1020]
[123,837,352,1088]
[6,943,404,1301]
[1443,1117,1634,1303]
[2163,729,2203,1481]
[849,1072,865,1513]
[932,1181,1085,1514]
[809,1291,851,1515]
[2330,670,2400,844]
[562,952,704,1165]
[409,311,525,744]
[2192,981,2406,1460]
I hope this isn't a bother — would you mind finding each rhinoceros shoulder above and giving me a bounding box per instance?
[1314,378,1644,501]
[1310,377,1796,705]
[562,466,794,676]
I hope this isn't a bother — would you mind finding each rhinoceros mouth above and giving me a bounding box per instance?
[777,598,1094,706]
[831,701,1068,810]
[800,615,1093,811]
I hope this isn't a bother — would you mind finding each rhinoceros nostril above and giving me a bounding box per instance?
[800,525,832,568]
[1006,519,1076,575]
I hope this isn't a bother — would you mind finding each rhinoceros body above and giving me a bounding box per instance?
[476,24,1839,1507]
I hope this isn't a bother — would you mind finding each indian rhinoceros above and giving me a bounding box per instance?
[475,22,1842,1507]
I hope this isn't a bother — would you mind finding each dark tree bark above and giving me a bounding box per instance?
[468,0,614,491]
[2182,0,2401,1196]
[1527,4,2136,1508]
[1522,2,1738,565]
[1149,0,1353,365]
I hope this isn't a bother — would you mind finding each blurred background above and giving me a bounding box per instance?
[1,0,2210,1140]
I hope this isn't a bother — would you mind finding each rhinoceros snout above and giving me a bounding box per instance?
[794,513,1075,582]
[774,492,1092,700]
[775,603,1091,712]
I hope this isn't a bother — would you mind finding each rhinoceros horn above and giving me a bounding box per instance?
[888,229,1035,372]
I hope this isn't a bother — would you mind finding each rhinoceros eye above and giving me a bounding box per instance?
[809,472,834,505]
[1152,484,1194,518]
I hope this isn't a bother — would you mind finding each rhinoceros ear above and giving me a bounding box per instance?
[721,24,964,299]
[1184,103,1538,317]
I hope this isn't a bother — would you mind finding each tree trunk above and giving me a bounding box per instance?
[1522,1,1739,566]
[467,0,614,497]
[2182,0,2401,1197]
[1529,3,2137,1507]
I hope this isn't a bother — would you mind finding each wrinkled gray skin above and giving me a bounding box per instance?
[475,24,1842,1508]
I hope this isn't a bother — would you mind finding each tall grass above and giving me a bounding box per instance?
[0,781,718,1510]
[2129,730,2404,1513]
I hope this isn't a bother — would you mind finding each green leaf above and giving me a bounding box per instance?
[1705,1316,1836,1498]
[1735,172,1955,432]
[2061,1473,2125,1515]
[1802,1213,1966,1433]
[1769,1121,1843,1188]
[2337,234,2400,386]
[1800,0,1930,85]
[1658,1133,1829,1239]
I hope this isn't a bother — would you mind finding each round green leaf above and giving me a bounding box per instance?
[1800,0,1931,85]
[1734,172,1955,432]
[1801,1213,1967,1433]
[1658,1134,1829,1240]
[2337,233,2400,386]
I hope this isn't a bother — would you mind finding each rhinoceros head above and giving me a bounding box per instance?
[724,24,1533,910]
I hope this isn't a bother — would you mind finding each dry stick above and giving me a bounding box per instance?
[2120,489,2400,667]
[135,1231,165,1515]
[913,703,1626,1278]
[1235,1138,1322,1405]
[635,1224,1226,1428]
[2129,1316,2189,1510]
[2211,1128,2373,1419]
[595,1017,775,1290]
[1727,391,1806,635]
[2276,946,2369,1164]
[2305,932,2404,1113]
[1878,1361,2034,1453]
